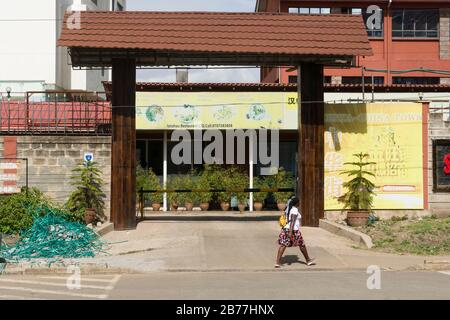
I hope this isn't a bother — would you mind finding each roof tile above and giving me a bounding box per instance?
[58,11,373,57]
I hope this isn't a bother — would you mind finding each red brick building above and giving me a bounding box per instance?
[257,0,450,86]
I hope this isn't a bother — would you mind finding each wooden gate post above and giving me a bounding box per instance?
[298,63,325,227]
[111,58,137,230]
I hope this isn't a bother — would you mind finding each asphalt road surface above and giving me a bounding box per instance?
[0,270,449,300]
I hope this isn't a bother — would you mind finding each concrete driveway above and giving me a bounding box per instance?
[84,220,435,272]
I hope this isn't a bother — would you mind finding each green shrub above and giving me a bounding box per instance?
[195,174,212,204]
[268,167,295,203]
[253,177,269,203]
[0,187,51,235]
[230,168,248,204]
[167,175,184,205]
[136,165,162,204]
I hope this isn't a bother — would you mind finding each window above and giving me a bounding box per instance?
[342,7,384,38]
[91,0,98,6]
[342,76,384,85]
[117,2,124,11]
[288,75,298,84]
[288,7,330,15]
[392,9,439,38]
[393,77,440,85]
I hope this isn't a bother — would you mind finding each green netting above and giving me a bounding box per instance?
[0,206,107,261]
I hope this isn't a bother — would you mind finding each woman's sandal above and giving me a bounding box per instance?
[306,258,316,266]
[274,264,281,268]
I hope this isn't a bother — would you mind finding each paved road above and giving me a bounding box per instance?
[0,270,449,300]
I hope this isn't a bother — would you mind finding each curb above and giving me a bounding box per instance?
[0,263,138,275]
[96,222,114,236]
[319,219,373,249]
[423,260,450,271]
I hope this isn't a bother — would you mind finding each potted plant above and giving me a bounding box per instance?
[253,177,268,211]
[168,176,183,211]
[148,168,162,212]
[339,153,376,227]
[195,175,212,211]
[232,169,248,213]
[271,167,295,211]
[180,175,194,211]
[136,163,162,212]
[66,160,106,225]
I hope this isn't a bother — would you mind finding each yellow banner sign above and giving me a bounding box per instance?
[324,103,424,210]
[136,92,298,130]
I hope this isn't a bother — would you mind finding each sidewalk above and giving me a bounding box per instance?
[79,220,449,273]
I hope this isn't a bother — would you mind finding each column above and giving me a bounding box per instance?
[111,58,137,230]
[298,63,325,227]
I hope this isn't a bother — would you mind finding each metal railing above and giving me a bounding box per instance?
[137,187,295,219]
[0,91,111,135]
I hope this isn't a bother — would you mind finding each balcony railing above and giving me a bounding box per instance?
[0,92,111,135]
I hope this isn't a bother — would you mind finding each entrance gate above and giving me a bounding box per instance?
[58,11,372,230]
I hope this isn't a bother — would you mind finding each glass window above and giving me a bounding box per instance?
[299,8,310,14]
[392,9,439,38]
[288,7,330,15]
[342,76,384,85]
[393,77,440,85]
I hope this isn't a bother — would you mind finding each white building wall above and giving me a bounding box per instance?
[0,0,57,94]
[1,0,126,95]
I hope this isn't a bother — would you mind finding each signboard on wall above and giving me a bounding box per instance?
[136,92,425,210]
[0,160,19,194]
[433,140,450,192]
[324,103,424,210]
[136,92,299,130]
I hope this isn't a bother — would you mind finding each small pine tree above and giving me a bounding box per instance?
[339,153,376,211]
[66,161,106,221]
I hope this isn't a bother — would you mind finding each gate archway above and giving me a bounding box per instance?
[58,11,372,230]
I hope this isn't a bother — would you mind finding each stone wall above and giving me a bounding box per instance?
[0,136,112,218]
[428,113,450,218]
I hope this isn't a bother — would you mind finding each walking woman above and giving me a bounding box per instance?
[275,197,315,268]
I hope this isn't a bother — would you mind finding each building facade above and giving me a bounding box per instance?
[257,0,450,86]
[0,0,126,97]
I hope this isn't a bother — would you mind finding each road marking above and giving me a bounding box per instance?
[0,278,113,290]
[438,271,450,276]
[0,285,108,299]
[0,294,45,300]
[37,276,116,283]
